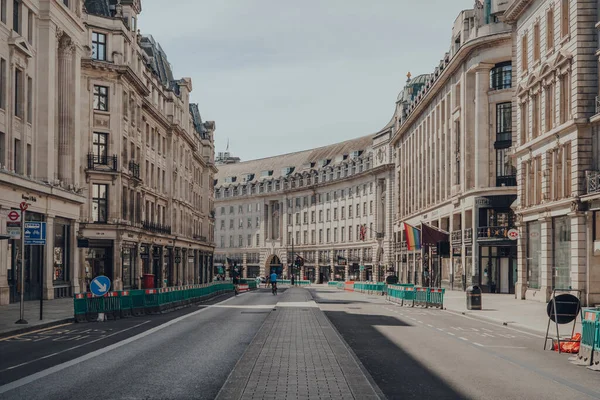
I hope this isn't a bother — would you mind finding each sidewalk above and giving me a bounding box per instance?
[442,290,582,336]
[0,298,74,338]
[216,287,381,400]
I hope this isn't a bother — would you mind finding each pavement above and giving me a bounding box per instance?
[0,298,74,338]
[309,286,600,400]
[216,287,381,400]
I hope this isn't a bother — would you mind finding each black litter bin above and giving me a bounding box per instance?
[466,285,482,310]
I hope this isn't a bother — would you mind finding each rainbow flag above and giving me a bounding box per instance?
[404,223,421,250]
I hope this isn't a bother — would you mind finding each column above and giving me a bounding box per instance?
[515,215,527,299]
[570,212,587,299]
[43,216,55,299]
[474,65,492,188]
[0,206,9,304]
[539,217,553,302]
[136,244,143,289]
[57,35,75,185]
[113,240,122,291]
[242,253,247,278]
[69,221,81,294]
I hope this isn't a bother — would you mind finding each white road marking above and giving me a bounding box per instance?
[0,294,242,395]
[427,324,433,328]
[417,320,423,323]
[459,337,468,341]
[474,342,484,347]
[444,309,546,338]
[484,346,528,349]
[447,332,455,336]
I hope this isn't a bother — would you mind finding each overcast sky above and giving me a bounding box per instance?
[140,0,475,161]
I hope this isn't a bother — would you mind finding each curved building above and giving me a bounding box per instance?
[214,128,395,283]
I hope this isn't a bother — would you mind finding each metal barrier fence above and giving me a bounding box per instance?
[327,281,339,286]
[386,285,444,308]
[571,308,600,370]
[276,280,312,286]
[74,282,235,322]
[354,282,386,295]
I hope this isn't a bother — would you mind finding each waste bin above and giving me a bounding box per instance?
[143,274,155,289]
[466,285,482,310]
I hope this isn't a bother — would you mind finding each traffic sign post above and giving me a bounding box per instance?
[5,210,21,239]
[15,202,28,325]
[90,275,111,297]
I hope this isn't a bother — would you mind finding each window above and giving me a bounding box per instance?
[319,210,323,222]
[92,133,107,162]
[92,184,108,222]
[326,209,330,221]
[521,34,528,72]
[559,73,570,124]
[229,219,233,229]
[220,236,225,248]
[532,93,540,138]
[495,102,512,143]
[220,207,225,215]
[311,211,315,223]
[0,132,4,167]
[1,0,5,23]
[520,102,529,144]
[12,0,19,33]
[229,236,234,248]
[247,218,252,228]
[333,208,338,220]
[311,230,315,244]
[341,206,345,219]
[341,227,345,242]
[256,234,260,246]
[256,216,260,227]
[26,76,31,123]
[455,120,461,184]
[545,83,555,132]
[238,205,243,214]
[239,218,243,228]
[560,0,569,38]
[247,234,252,247]
[363,202,367,216]
[496,148,515,185]
[229,206,234,214]
[348,227,352,242]
[26,8,32,44]
[319,229,323,243]
[490,62,512,90]
[349,205,353,218]
[369,201,373,214]
[14,68,22,117]
[326,228,330,243]
[533,23,540,62]
[546,8,555,50]
[295,213,300,224]
[334,228,338,243]
[93,85,108,111]
[0,58,5,109]
[553,215,571,289]
[239,235,243,247]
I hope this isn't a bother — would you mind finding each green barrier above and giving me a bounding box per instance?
[572,309,600,368]
[336,282,345,290]
[428,288,445,308]
[327,281,338,286]
[414,287,429,307]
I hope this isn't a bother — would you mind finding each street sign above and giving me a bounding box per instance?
[507,228,519,241]
[19,202,28,211]
[7,210,21,223]
[90,275,111,296]
[24,222,47,245]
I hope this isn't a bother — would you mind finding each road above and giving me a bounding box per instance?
[0,289,282,400]
[309,287,600,400]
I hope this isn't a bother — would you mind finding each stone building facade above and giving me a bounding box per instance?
[391,1,518,293]
[504,0,600,305]
[214,131,395,283]
[0,0,216,305]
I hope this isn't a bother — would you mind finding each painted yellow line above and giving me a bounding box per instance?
[0,323,73,342]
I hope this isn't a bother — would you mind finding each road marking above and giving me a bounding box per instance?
[417,320,423,323]
[474,342,484,347]
[427,324,433,328]
[484,345,528,349]
[208,305,274,309]
[0,323,74,342]
[444,309,545,339]
[459,337,468,341]
[0,293,244,394]
[447,332,455,336]
[0,321,151,373]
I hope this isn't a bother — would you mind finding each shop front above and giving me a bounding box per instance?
[83,240,114,292]
[478,245,516,294]
[121,243,137,289]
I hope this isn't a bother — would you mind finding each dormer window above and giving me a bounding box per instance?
[92,32,107,61]
[282,166,295,176]
[224,176,237,183]
[350,150,363,158]
[242,173,255,183]
[318,159,330,168]
[260,170,273,177]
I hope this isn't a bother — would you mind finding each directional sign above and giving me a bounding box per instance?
[24,222,47,245]
[90,275,111,296]
[507,228,519,241]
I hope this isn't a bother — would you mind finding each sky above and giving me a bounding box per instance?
[140,0,475,161]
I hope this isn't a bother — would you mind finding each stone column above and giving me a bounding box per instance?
[44,216,55,299]
[136,244,143,289]
[570,211,587,301]
[70,221,81,294]
[113,240,123,291]
[474,65,492,189]
[515,216,527,300]
[57,35,75,185]
[539,217,553,302]
[0,206,9,304]
[242,253,247,278]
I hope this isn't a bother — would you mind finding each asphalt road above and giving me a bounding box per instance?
[309,287,600,400]
[0,288,282,400]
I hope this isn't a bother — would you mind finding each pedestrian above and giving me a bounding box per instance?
[291,275,295,286]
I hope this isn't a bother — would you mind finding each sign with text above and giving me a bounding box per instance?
[24,222,47,245]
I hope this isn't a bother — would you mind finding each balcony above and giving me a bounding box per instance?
[128,161,141,180]
[596,96,600,115]
[193,235,207,242]
[141,220,172,235]
[376,232,385,239]
[477,226,513,241]
[451,230,462,244]
[87,153,117,171]
[496,175,517,187]
[586,170,600,194]
[463,228,473,244]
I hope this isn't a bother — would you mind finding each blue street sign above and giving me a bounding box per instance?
[90,275,111,297]
[24,222,46,245]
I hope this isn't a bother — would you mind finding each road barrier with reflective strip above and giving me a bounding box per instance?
[327,281,339,286]
[276,279,312,286]
[571,308,600,370]
[73,282,237,322]
[385,284,444,308]
[354,282,386,295]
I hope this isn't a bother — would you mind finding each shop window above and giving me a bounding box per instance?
[53,220,70,282]
[553,216,571,289]
[526,221,541,289]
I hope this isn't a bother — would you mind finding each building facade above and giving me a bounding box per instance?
[0,0,216,305]
[392,1,518,293]
[505,0,600,305]
[79,0,216,292]
[214,132,395,283]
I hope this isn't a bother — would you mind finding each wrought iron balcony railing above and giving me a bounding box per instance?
[451,230,462,244]
[128,161,141,179]
[463,228,473,244]
[87,153,117,171]
[596,95,600,115]
[141,220,172,235]
[496,175,517,187]
[477,226,513,241]
[586,170,600,194]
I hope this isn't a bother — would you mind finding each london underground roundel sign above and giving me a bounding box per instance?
[507,229,519,241]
